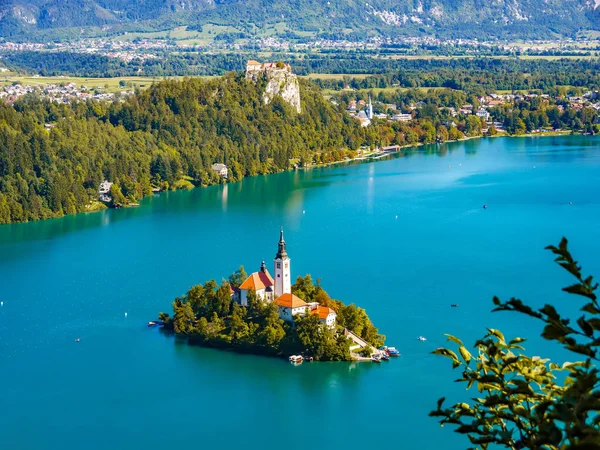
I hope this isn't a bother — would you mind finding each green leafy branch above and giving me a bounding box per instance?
[430,238,600,450]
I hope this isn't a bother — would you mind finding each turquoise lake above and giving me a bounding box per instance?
[1,135,600,449]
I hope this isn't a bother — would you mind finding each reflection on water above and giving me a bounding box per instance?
[177,337,373,394]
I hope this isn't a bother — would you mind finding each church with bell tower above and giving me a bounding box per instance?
[274,227,291,297]
[236,227,292,304]
[234,228,336,327]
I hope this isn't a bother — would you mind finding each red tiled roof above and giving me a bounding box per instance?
[239,270,274,291]
[311,305,335,319]
[275,293,308,308]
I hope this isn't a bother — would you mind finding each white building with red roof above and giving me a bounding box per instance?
[237,261,274,306]
[310,305,337,329]
[275,293,308,322]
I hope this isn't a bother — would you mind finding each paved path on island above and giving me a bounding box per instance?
[344,329,380,357]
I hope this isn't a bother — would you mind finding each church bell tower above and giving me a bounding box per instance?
[274,227,291,297]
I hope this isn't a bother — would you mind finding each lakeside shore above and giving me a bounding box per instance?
[5,131,591,226]
[302,130,578,170]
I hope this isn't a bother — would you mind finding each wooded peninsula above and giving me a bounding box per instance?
[1,66,598,224]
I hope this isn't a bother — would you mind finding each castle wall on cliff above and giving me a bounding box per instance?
[245,60,301,113]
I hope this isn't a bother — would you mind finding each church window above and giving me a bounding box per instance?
[277,263,281,268]
[285,263,288,268]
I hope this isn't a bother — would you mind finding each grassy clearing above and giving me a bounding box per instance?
[304,73,373,80]
[113,24,240,45]
[0,75,187,92]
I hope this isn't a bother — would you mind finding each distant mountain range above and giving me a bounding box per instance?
[1,0,599,40]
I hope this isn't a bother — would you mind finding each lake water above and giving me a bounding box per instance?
[1,135,600,450]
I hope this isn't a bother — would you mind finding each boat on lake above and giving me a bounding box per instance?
[371,355,382,364]
[289,355,303,364]
[384,346,400,356]
[417,336,427,342]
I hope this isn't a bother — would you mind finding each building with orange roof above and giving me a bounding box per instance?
[237,261,274,306]
[310,305,337,329]
[275,293,308,322]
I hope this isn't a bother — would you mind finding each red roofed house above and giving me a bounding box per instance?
[237,261,274,306]
[310,305,337,329]
[275,293,308,322]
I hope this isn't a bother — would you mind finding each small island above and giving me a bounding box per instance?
[156,228,386,362]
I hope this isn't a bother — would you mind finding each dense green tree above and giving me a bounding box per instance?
[172,297,194,334]
[257,304,286,349]
[211,282,232,317]
[186,284,207,315]
[228,266,247,289]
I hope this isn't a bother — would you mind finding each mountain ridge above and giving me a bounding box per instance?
[0,0,599,40]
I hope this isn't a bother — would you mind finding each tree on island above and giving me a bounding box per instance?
[431,238,600,449]
[228,266,248,289]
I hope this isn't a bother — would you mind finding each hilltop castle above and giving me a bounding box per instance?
[245,60,301,113]
[234,228,336,328]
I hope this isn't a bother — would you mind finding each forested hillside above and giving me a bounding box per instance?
[1,0,598,40]
[0,74,364,224]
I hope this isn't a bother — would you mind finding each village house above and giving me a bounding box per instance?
[440,107,457,117]
[211,163,228,178]
[392,113,413,122]
[311,305,337,329]
[476,108,491,121]
[460,104,473,115]
[98,180,113,203]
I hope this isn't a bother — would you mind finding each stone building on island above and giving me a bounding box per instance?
[235,228,336,328]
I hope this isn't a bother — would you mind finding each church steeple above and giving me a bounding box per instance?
[274,226,291,297]
[275,226,288,259]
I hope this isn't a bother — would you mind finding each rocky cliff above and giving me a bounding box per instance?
[246,61,301,114]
